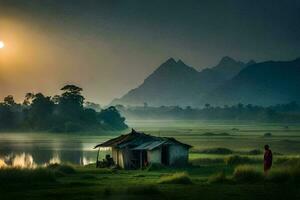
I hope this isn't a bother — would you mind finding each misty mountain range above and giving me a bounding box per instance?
[111,57,300,107]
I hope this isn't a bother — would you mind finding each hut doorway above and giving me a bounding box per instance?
[140,150,148,168]
[161,145,169,165]
[132,150,148,169]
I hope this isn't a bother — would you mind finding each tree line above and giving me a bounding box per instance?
[115,102,300,122]
[0,85,127,132]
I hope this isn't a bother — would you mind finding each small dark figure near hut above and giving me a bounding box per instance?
[264,145,273,175]
[97,154,114,168]
[105,154,114,166]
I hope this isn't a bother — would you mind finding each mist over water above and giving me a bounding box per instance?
[0,133,111,166]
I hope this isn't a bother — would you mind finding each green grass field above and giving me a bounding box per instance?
[1,160,300,200]
[128,120,300,154]
[1,120,300,200]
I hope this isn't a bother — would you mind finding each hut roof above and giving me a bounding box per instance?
[94,129,192,150]
[131,141,166,150]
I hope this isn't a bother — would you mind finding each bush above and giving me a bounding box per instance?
[127,185,160,195]
[248,149,262,155]
[158,172,193,184]
[224,155,257,166]
[0,168,56,183]
[200,147,233,155]
[233,165,263,183]
[202,132,230,136]
[208,171,228,184]
[264,132,272,137]
[47,163,76,175]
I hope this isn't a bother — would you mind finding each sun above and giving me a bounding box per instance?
[0,41,5,49]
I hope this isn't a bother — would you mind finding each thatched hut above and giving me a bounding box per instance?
[94,129,191,169]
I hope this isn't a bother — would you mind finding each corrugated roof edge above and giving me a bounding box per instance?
[94,129,192,149]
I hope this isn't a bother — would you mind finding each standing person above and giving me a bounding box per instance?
[264,145,273,175]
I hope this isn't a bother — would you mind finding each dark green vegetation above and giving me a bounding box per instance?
[1,157,300,200]
[111,57,300,107]
[117,101,300,122]
[1,121,300,199]
[0,85,127,132]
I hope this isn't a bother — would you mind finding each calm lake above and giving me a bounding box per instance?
[0,132,117,167]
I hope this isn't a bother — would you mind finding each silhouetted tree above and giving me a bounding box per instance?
[98,106,127,130]
[3,95,15,106]
[23,93,34,106]
[205,103,211,109]
[26,93,54,129]
[0,85,128,132]
[85,101,101,112]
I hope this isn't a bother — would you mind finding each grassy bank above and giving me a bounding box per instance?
[1,157,300,200]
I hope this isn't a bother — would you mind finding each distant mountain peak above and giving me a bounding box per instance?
[163,57,177,65]
[210,56,247,80]
[161,58,188,66]
[219,56,237,65]
[111,57,232,107]
[176,59,186,65]
[155,58,197,74]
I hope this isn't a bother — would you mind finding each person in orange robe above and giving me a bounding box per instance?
[264,144,273,175]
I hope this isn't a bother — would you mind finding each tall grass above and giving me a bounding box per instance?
[233,165,263,183]
[208,171,229,184]
[219,158,300,184]
[267,163,300,183]
[224,155,259,166]
[158,172,193,184]
[191,155,260,166]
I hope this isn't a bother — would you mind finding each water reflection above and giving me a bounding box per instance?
[0,133,108,166]
[0,152,96,168]
[1,153,36,168]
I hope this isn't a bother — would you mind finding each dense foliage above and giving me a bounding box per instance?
[116,102,300,122]
[0,85,127,132]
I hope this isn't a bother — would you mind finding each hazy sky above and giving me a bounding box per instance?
[0,0,299,105]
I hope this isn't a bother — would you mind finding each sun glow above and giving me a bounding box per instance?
[0,41,4,49]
